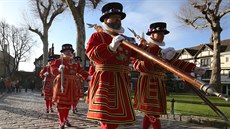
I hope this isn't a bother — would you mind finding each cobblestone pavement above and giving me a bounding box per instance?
[0,91,222,129]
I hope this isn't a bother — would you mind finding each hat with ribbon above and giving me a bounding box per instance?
[48,55,59,62]
[146,22,170,35]
[100,2,126,22]
[48,56,55,62]
[60,43,74,53]
[74,56,82,62]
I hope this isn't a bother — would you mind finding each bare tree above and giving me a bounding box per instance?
[27,0,67,66]
[62,0,102,67]
[177,0,230,92]
[0,20,34,77]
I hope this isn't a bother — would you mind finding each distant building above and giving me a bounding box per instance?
[0,50,14,78]
[175,39,230,96]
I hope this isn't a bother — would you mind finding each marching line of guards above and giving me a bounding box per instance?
[40,2,206,129]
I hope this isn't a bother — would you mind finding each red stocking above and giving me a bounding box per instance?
[57,108,65,125]
[49,100,52,110]
[149,115,162,129]
[72,103,76,109]
[142,115,151,129]
[100,122,118,129]
[45,100,49,110]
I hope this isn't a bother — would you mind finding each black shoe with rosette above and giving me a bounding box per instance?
[59,124,65,129]
[65,120,72,127]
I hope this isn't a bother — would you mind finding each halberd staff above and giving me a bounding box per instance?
[60,53,64,93]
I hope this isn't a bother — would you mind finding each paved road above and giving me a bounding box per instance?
[0,90,221,129]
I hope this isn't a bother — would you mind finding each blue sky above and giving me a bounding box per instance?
[0,0,230,71]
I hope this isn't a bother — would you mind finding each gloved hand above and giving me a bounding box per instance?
[58,64,65,72]
[84,90,88,95]
[86,76,92,82]
[109,35,125,52]
[194,67,206,75]
[43,72,49,76]
[161,47,176,60]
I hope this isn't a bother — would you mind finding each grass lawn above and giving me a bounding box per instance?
[166,93,230,120]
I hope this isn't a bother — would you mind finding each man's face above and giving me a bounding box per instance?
[150,31,165,43]
[104,14,122,30]
[63,50,73,57]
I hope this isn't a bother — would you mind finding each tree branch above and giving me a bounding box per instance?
[219,8,230,18]
[28,26,43,38]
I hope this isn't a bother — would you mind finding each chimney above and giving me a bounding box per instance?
[52,43,54,55]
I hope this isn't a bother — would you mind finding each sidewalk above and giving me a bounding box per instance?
[0,90,229,129]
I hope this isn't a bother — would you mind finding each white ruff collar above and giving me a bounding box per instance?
[62,54,73,59]
[102,22,124,34]
[148,37,165,46]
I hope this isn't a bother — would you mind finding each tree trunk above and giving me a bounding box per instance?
[65,0,86,68]
[75,1,86,68]
[209,24,222,92]
[42,31,49,66]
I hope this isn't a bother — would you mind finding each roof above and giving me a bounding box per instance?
[177,39,230,58]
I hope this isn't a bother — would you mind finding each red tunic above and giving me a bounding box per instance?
[50,57,89,105]
[85,32,139,124]
[76,74,84,98]
[40,65,54,100]
[132,44,196,115]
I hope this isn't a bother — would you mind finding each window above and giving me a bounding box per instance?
[200,58,211,66]
[226,57,229,62]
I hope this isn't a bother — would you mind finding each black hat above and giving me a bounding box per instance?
[48,56,55,62]
[146,22,170,35]
[60,44,74,53]
[74,56,82,62]
[100,2,126,22]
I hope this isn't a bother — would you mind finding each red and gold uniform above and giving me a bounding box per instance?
[86,31,140,125]
[85,61,95,104]
[50,44,89,128]
[71,74,84,113]
[40,64,54,113]
[51,57,89,106]
[131,21,202,129]
[133,37,197,129]
[86,2,148,128]
[133,44,196,114]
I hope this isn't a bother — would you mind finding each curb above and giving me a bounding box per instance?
[161,113,230,128]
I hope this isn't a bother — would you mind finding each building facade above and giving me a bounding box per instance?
[176,39,230,96]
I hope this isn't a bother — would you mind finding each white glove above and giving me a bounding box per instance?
[86,76,92,82]
[161,47,176,60]
[43,72,49,76]
[109,35,125,52]
[194,67,206,75]
[84,90,88,95]
[58,64,65,72]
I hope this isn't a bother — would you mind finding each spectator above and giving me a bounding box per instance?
[0,77,6,94]
[15,80,20,93]
[30,80,35,92]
